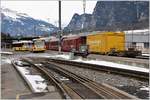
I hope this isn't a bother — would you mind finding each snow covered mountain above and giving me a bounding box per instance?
[1,8,58,36]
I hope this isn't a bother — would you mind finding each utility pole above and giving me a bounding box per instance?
[58,0,62,53]
[83,0,86,14]
[136,1,139,20]
[33,25,36,37]
[82,0,86,31]
[47,18,51,37]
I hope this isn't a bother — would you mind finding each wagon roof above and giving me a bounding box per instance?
[87,31,125,36]
[124,29,149,34]
[63,36,85,40]
[12,40,33,44]
[50,38,59,42]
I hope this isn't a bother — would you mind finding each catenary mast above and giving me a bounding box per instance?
[58,0,62,53]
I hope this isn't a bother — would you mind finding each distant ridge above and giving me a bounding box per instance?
[1,7,59,36]
[64,1,149,33]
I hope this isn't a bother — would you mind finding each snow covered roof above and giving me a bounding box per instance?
[124,29,149,34]
[13,40,33,44]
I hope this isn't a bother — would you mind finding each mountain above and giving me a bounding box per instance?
[1,8,59,36]
[64,1,149,33]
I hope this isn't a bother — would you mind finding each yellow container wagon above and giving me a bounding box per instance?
[87,31,125,54]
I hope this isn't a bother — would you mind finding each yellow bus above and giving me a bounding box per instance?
[12,41,33,51]
[31,38,46,52]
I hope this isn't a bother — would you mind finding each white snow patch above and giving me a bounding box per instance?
[142,53,150,57]
[0,51,13,55]
[17,66,30,75]
[39,24,45,27]
[45,53,149,73]
[2,59,12,64]
[35,64,43,66]
[71,58,149,73]
[25,75,47,92]
[15,61,48,92]
[140,86,149,91]
[38,26,52,31]
[55,54,70,59]
[25,53,54,58]
[3,11,20,19]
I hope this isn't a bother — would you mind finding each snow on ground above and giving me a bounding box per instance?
[1,56,12,65]
[3,58,12,64]
[1,58,11,64]
[142,53,150,57]
[25,53,54,58]
[15,61,48,93]
[0,51,13,55]
[25,75,47,92]
[54,54,70,59]
[140,86,149,91]
[47,54,149,73]
[72,58,149,73]
[25,53,70,59]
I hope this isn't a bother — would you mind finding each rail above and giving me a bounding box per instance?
[47,58,149,80]
[22,58,138,99]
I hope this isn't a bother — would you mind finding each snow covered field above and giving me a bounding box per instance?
[0,51,13,55]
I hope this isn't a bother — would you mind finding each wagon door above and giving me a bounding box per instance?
[106,34,125,52]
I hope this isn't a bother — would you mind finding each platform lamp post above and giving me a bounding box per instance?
[82,0,86,32]
[58,0,62,54]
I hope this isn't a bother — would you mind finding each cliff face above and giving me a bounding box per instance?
[64,1,149,33]
[64,13,93,32]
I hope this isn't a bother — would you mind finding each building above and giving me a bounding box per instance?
[124,29,149,53]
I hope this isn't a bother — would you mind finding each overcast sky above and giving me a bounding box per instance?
[1,0,97,27]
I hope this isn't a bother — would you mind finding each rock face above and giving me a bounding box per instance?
[1,8,58,36]
[64,1,149,33]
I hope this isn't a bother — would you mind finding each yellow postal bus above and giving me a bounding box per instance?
[31,38,46,52]
[12,41,33,51]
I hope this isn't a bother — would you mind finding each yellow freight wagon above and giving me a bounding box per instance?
[87,31,125,54]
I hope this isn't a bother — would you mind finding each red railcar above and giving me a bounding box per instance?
[48,39,59,51]
[46,36,88,57]
[45,42,50,50]
[62,36,86,52]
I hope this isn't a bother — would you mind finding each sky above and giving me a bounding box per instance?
[1,0,97,27]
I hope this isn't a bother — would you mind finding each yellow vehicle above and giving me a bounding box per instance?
[12,41,33,51]
[31,38,46,52]
[87,31,125,54]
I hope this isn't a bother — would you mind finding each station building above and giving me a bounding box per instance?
[124,29,149,53]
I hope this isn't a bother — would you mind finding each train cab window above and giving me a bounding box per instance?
[144,43,149,48]
[13,43,23,47]
[132,42,136,47]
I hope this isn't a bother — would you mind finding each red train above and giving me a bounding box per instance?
[46,35,88,57]
[45,33,141,58]
[62,36,86,52]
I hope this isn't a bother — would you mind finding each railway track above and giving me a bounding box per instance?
[22,58,138,99]
[46,58,149,80]
[136,55,149,59]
